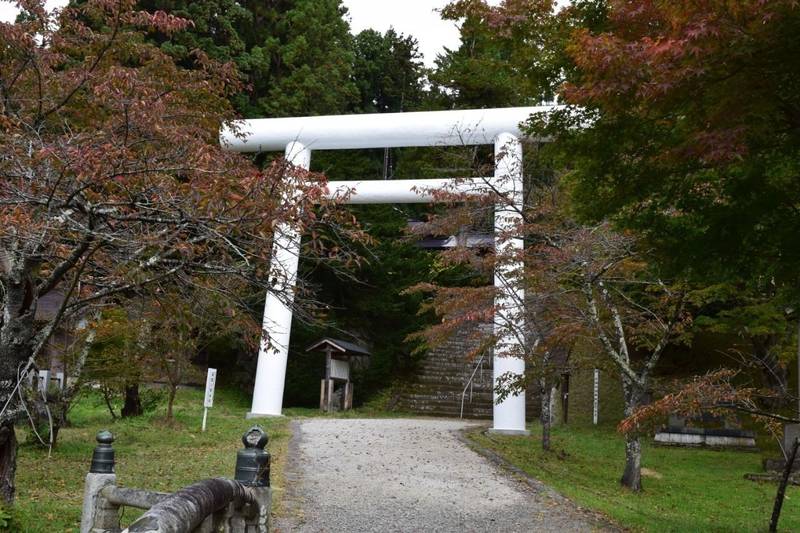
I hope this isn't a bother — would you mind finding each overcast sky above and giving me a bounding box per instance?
[343,0,466,67]
[0,0,494,67]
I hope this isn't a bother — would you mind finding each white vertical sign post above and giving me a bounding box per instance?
[592,368,600,425]
[38,370,50,396]
[202,368,217,432]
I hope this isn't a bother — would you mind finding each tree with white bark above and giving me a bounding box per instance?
[415,159,686,489]
[557,222,687,490]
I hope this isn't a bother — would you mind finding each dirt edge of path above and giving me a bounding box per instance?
[456,426,624,532]
[272,419,305,531]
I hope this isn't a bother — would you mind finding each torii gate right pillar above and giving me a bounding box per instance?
[491,132,528,435]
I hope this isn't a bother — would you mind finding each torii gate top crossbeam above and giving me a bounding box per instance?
[220,106,552,152]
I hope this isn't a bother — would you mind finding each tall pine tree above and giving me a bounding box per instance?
[138,0,357,117]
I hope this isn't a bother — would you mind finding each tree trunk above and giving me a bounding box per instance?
[102,387,118,419]
[58,395,70,430]
[539,377,551,451]
[770,436,800,531]
[0,274,37,505]
[0,422,17,504]
[621,433,642,491]
[50,427,59,449]
[166,385,177,421]
[620,377,644,491]
[122,383,143,417]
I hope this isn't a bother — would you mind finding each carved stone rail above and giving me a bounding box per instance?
[80,427,271,533]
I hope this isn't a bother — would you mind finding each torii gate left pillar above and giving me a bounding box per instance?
[222,106,555,434]
[248,141,310,417]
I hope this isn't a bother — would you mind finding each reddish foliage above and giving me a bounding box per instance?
[563,0,800,164]
[618,369,781,438]
[0,2,365,371]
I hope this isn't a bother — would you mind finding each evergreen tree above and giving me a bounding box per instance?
[291,27,444,403]
[431,0,567,107]
[136,0,251,65]
[352,28,427,113]
[248,0,357,117]
[138,0,358,117]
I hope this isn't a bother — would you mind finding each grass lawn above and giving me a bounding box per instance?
[468,423,800,532]
[13,387,290,532]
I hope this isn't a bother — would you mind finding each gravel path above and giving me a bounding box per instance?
[274,418,612,532]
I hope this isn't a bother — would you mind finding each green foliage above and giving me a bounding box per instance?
[85,290,259,418]
[535,1,800,290]
[286,204,446,406]
[686,281,797,391]
[140,0,358,118]
[136,0,251,65]
[431,0,574,107]
[693,295,788,339]
[84,308,149,417]
[502,0,800,398]
[134,3,445,405]
[246,0,357,117]
[0,507,14,531]
[86,387,165,418]
[352,29,427,113]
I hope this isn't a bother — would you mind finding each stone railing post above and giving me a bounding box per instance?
[234,426,271,532]
[234,426,270,487]
[80,430,120,533]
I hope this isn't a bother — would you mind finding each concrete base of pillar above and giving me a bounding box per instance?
[487,428,530,436]
[246,412,285,419]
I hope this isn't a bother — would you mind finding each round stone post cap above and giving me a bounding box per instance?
[242,426,269,449]
[96,430,114,445]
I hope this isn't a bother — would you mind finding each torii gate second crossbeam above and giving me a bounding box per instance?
[220,106,556,434]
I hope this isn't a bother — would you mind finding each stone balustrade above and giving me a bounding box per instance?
[80,427,271,533]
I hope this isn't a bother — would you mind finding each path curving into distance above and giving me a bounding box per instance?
[274,418,614,533]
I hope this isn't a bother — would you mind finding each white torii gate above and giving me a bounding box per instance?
[221,106,555,434]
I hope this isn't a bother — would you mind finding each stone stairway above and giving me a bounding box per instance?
[395,327,540,419]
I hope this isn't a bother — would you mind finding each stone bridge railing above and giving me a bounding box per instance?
[80,426,272,533]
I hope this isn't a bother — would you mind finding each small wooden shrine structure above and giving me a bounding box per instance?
[307,338,370,412]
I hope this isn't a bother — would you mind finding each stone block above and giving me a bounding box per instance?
[685,434,697,444]
[705,436,728,447]
[667,414,686,431]
[80,473,117,533]
[783,424,800,452]
[654,432,670,444]
[243,487,271,532]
